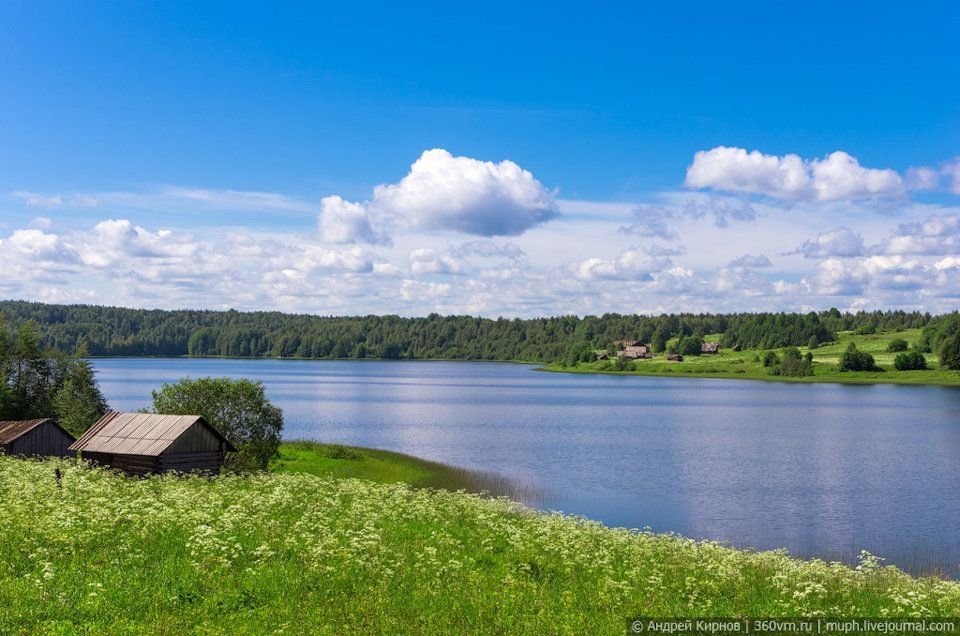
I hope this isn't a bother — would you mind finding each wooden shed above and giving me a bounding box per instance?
[69,412,236,476]
[0,419,76,457]
[701,342,721,354]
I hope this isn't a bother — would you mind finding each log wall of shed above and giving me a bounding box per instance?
[159,451,223,475]
[83,450,225,475]
[4,423,74,457]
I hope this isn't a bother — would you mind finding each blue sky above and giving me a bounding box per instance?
[2,2,960,316]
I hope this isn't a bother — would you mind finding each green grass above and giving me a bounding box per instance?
[547,329,960,386]
[2,456,959,635]
[271,440,534,501]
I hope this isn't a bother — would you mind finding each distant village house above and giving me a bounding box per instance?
[0,419,75,458]
[69,412,236,476]
[701,342,721,354]
[614,340,652,359]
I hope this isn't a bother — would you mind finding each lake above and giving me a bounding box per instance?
[91,358,960,576]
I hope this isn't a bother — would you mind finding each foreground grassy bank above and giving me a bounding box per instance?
[1,457,958,634]
[546,328,960,386]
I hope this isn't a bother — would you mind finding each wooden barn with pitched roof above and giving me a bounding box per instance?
[0,419,76,457]
[69,412,236,476]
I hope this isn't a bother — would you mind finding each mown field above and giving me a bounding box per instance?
[548,329,960,386]
[2,455,959,635]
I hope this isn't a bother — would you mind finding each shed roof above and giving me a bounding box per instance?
[69,412,237,456]
[0,419,75,445]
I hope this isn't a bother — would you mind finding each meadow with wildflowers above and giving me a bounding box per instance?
[1,456,959,635]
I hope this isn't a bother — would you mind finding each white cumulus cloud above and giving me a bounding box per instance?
[408,248,466,276]
[572,247,673,281]
[793,227,865,259]
[685,146,905,201]
[877,215,960,256]
[318,195,390,245]
[318,149,557,243]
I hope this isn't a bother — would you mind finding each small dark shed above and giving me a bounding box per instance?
[69,412,236,476]
[0,419,76,457]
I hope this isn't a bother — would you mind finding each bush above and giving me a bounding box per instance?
[894,350,928,371]
[887,339,909,353]
[838,343,881,372]
[807,335,819,350]
[151,377,284,471]
[762,351,780,367]
[768,348,814,377]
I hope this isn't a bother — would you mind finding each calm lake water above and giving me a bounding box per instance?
[91,358,960,576]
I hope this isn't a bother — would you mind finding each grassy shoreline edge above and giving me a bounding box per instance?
[541,328,960,388]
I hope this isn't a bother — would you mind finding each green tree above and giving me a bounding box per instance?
[150,377,284,470]
[52,345,109,437]
[807,335,819,350]
[650,326,670,354]
[940,333,960,371]
[677,335,704,356]
[894,350,928,371]
[4,323,54,419]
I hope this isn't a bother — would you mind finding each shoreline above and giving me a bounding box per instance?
[88,354,960,388]
[537,363,960,388]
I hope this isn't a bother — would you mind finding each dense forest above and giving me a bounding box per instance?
[0,300,946,364]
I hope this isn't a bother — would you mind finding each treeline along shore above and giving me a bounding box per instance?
[2,300,957,365]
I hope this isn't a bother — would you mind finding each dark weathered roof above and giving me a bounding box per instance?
[69,412,237,456]
[0,419,75,445]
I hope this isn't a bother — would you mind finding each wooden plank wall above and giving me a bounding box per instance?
[7,423,74,457]
[166,423,223,454]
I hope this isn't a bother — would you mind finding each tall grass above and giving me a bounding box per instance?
[1,456,959,634]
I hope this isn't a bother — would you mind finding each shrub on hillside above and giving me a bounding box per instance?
[838,343,881,372]
[762,351,780,368]
[887,339,909,353]
[894,350,928,371]
[768,347,814,377]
